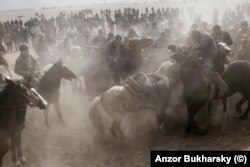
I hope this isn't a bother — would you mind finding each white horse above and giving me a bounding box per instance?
[88,71,174,139]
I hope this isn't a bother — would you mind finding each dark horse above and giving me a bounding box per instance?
[179,43,231,135]
[222,60,250,120]
[37,59,76,127]
[0,77,47,167]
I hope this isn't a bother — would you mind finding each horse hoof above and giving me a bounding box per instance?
[18,156,27,164]
[11,161,22,167]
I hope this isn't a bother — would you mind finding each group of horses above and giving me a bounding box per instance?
[87,40,250,141]
[0,59,76,167]
[1,36,250,166]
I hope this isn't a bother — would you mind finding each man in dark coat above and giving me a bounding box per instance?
[189,30,228,96]
[104,35,127,83]
[212,24,233,46]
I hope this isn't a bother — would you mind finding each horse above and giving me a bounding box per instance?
[0,77,47,167]
[179,43,231,135]
[222,60,250,121]
[89,72,172,139]
[37,59,76,127]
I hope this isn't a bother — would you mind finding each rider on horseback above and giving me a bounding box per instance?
[235,21,250,60]
[105,35,127,84]
[14,44,41,87]
[189,30,229,97]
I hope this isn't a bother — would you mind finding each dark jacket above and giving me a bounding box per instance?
[212,31,233,46]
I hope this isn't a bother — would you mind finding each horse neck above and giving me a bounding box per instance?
[39,67,62,91]
[181,63,203,84]
[0,88,18,134]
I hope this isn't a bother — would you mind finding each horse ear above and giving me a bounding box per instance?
[5,77,15,85]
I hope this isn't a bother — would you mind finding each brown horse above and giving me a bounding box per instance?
[180,50,230,135]
[179,43,231,135]
[0,77,47,167]
[37,60,76,127]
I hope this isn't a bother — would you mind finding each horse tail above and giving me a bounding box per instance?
[89,96,106,135]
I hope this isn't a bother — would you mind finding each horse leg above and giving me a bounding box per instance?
[0,134,10,167]
[185,99,206,135]
[89,97,107,136]
[236,97,246,114]
[11,130,17,164]
[16,126,26,164]
[53,101,66,126]
[221,97,228,131]
[44,104,50,127]
[11,129,21,166]
[110,120,124,139]
[157,98,170,134]
[110,121,118,138]
[239,100,250,120]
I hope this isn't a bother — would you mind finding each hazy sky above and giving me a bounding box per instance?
[0,0,127,11]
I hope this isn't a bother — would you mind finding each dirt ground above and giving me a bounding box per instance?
[1,46,250,167]
[1,0,250,166]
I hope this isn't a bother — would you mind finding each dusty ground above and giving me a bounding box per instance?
[1,45,250,167]
[0,1,250,166]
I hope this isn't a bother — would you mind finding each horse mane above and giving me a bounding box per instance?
[39,63,61,88]
[40,63,60,81]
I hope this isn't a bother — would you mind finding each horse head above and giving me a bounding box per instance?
[4,77,47,109]
[55,59,76,81]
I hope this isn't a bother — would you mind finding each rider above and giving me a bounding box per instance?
[105,34,127,83]
[235,21,250,60]
[92,29,106,47]
[189,30,228,97]
[212,24,233,46]
[14,44,40,87]
[57,38,71,58]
